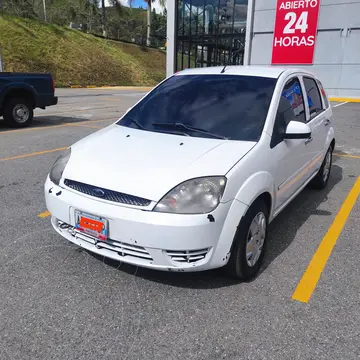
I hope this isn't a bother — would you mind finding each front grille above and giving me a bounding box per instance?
[57,219,153,261]
[95,238,153,261]
[166,248,209,263]
[64,179,151,207]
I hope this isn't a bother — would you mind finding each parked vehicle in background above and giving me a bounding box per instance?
[44,65,335,280]
[0,72,58,128]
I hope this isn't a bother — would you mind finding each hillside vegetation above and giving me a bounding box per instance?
[0,15,166,87]
[1,0,167,47]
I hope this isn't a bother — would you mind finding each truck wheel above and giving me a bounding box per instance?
[3,97,34,128]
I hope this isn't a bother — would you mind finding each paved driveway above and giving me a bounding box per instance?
[0,89,359,360]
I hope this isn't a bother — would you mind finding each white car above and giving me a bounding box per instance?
[44,66,335,280]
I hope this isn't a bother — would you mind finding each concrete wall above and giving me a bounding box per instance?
[249,0,360,97]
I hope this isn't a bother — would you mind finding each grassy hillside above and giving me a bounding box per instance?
[0,14,166,87]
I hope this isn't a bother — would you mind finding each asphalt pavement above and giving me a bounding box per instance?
[0,89,359,360]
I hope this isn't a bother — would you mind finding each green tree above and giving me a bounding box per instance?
[144,0,165,46]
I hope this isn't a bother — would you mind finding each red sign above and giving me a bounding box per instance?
[271,0,321,64]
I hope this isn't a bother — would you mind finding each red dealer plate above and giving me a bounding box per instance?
[75,210,108,241]
[271,0,321,64]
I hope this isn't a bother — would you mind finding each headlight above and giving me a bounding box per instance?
[49,148,71,185]
[153,176,227,214]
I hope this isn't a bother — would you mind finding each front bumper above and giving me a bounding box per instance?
[44,176,243,272]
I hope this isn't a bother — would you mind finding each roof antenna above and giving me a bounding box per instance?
[220,44,243,74]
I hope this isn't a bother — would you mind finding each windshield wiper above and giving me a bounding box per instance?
[152,122,228,140]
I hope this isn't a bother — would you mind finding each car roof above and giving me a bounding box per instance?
[175,65,314,79]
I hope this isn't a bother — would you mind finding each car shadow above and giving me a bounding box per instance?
[259,162,343,276]
[86,162,343,289]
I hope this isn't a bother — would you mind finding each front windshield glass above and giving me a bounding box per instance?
[117,74,277,141]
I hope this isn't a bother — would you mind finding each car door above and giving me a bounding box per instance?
[270,76,315,212]
[301,75,329,173]
[316,77,334,143]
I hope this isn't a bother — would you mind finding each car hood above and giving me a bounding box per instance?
[62,125,256,201]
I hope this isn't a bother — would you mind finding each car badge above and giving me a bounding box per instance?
[93,188,105,197]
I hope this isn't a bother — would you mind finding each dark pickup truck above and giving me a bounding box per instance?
[0,72,58,128]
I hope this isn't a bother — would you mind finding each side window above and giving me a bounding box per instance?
[316,79,330,109]
[270,77,306,148]
[303,77,324,119]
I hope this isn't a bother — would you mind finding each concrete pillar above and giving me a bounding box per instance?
[243,0,255,65]
[166,0,177,77]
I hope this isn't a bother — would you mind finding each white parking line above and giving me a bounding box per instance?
[333,101,349,108]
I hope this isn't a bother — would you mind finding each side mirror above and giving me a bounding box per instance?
[283,120,311,140]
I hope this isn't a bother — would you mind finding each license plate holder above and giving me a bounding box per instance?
[74,210,108,241]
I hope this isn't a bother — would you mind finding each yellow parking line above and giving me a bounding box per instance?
[0,118,115,135]
[329,97,360,103]
[0,147,67,162]
[38,210,51,218]
[292,176,360,303]
[68,124,103,129]
[0,124,70,135]
[76,118,115,125]
[334,153,360,159]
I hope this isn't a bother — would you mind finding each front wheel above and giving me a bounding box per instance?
[310,146,333,190]
[224,199,269,280]
[3,97,34,128]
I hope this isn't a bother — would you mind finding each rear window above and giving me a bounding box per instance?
[118,74,277,141]
[303,77,324,118]
[316,79,330,109]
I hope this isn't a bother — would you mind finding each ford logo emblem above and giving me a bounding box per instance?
[93,188,105,197]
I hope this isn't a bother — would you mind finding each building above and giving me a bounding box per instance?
[166,0,360,97]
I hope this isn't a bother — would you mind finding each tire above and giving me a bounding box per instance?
[224,199,269,281]
[310,145,333,190]
[3,97,34,128]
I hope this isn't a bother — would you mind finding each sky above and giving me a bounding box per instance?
[102,0,165,14]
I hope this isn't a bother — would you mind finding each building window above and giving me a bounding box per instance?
[176,0,248,71]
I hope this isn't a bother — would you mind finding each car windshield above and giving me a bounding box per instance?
[117,74,277,141]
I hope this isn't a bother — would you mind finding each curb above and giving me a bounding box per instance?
[66,89,360,100]
[69,85,153,90]
[329,97,360,103]
[92,86,154,91]
[70,85,99,88]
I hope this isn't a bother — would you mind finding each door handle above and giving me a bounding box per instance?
[305,136,313,145]
[324,119,331,126]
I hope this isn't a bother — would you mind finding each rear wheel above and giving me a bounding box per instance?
[310,145,333,190]
[224,199,269,280]
[3,97,34,128]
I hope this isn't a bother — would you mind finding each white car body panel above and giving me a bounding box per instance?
[63,124,256,202]
[45,66,335,272]
[45,177,248,271]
